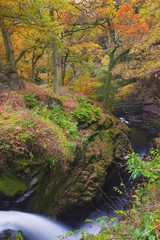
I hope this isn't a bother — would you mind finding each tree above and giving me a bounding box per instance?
[49,8,60,94]
[0,0,27,72]
[0,0,62,92]
[93,2,148,108]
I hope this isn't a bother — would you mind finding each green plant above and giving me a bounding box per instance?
[47,157,59,168]
[81,151,160,239]
[95,67,118,109]
[32,104,78,139]
[123,151,160,239]
[76,95,87,102]
[72,101,102,124]
[23,92,40,109]
[57,216,109,239]
[125,151,160,181]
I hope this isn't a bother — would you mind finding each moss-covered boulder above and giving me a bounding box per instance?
[0,230,24,240]
[0,83,133,216]
[32,118,132,215]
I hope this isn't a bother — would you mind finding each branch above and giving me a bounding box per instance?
[34,44,49,64]
[64,25,93,35]
[14,50,27,65]
[108,48,130,71]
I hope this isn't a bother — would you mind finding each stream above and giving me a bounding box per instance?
[0,117,158,240]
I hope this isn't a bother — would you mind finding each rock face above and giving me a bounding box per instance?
[0,86,133,217]
[0,72,24,93]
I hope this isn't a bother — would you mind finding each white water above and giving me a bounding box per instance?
[0,211,69,240]
[120,117,129,124]
[0,210,112,240]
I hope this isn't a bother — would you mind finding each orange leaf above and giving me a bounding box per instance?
[154,222,160,230]
[157,232,160,238]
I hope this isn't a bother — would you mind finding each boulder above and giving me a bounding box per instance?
[0,230,24,240]
[0,72,24,93]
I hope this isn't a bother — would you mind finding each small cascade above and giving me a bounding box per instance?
[0,210,118,240]
[0,211,69,240]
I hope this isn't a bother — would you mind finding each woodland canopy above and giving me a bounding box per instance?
[0,0,159,107]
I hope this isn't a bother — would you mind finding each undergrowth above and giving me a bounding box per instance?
[71,100,102,125]
[88,151,160,240]
[0,88,103,169]
[0,106,72,167]
[23,92,102,138]
[58,150,160,240]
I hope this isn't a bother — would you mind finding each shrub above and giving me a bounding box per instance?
[23,92,40,109]
[34,104,78,139]
[72,101,102,124]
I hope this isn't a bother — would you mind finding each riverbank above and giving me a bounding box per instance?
[84,150,160,239]
[83,111,160,239]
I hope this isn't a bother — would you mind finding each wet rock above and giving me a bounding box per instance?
[0,230,24,240]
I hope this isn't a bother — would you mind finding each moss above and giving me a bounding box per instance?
[15,231,24,240]
[84,229,123,240]
[60,94,71,101]
[108,127,121,140]
[90,124,97,131]
[0,175,27,196]
[97,114,113,129]
[0,106,74,166]
[16,159,31,166]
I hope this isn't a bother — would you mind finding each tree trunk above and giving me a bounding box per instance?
[1,26,16,71]
[61,51,68,86]
[0,26,24,92]
[103,48,130,109]
[32,52,35,83]
[103,71,112,109]
[53,44,60,93]
[61,55,64,86]
[50,8,60,94]
[72,63,76,77]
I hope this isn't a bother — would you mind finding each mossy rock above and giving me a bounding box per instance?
[91,114,113,131]
[15,231,24,240]
[32,130,115,215]
[0,230,24,240]
[0,175,27,197]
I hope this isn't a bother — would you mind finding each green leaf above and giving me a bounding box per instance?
[114,210,127,215]
[84,219,94,223]
[108,217,117,225]
[113,223,119,230]
[147,183,153,190]
[57,235,62,239]
[149,235,156,240]
[100,219,106,226]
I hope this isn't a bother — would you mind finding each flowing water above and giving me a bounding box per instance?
[0,211,69,240]
[0,119,158,240]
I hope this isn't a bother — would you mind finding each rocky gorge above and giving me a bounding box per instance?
[0,81,159,240]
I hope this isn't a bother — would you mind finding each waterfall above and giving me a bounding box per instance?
[0,211,69,240]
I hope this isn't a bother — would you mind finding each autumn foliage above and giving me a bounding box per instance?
[0,0,159,105]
